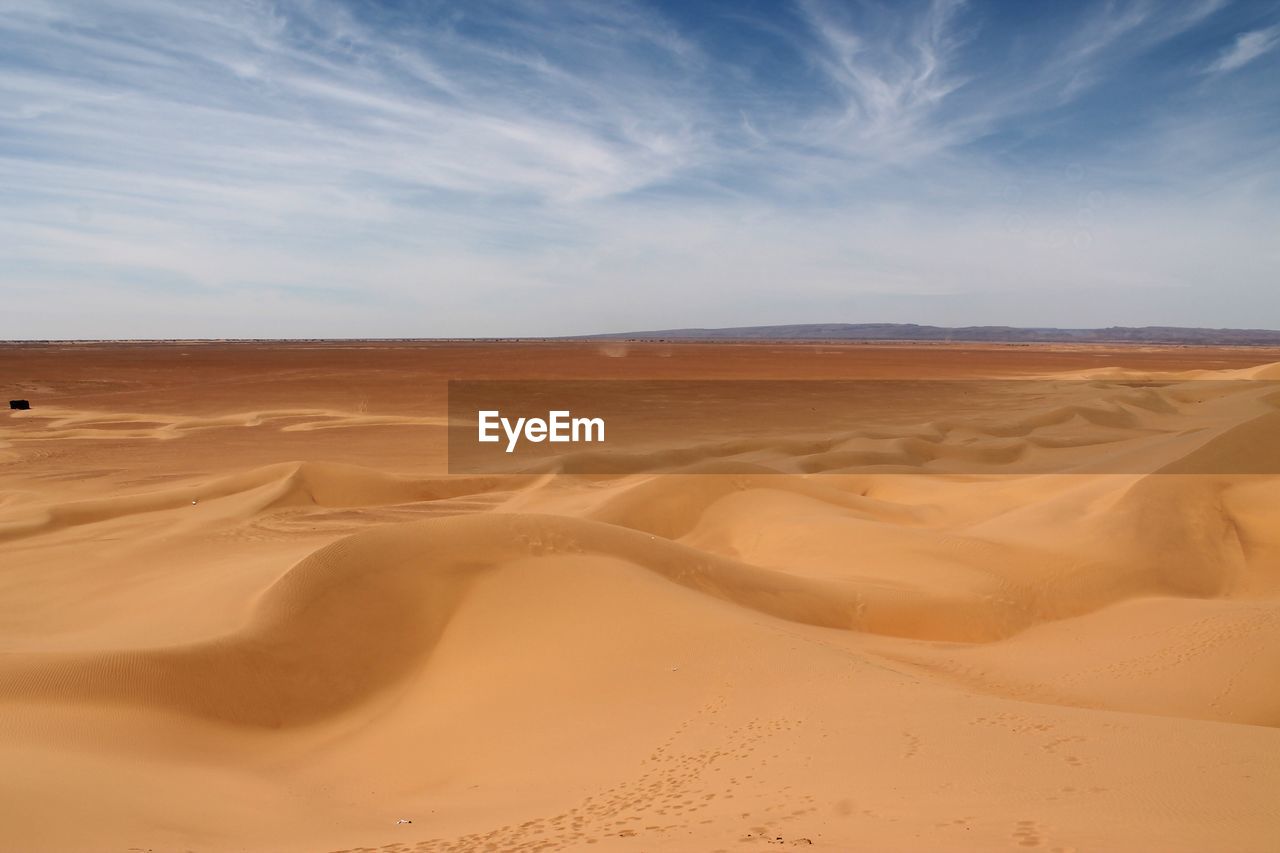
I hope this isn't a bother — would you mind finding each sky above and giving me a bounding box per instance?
[2,0,1279,338]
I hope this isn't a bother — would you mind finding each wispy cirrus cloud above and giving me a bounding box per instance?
[1,0,1278,338]
[794,0,972,160]
[1206,24,1280,73]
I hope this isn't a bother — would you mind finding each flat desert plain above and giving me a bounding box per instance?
[2,340,1280,853]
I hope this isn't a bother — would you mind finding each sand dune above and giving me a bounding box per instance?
[0,461,513,544]
[2,341,1279,852]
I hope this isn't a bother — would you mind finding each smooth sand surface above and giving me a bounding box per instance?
[2,341,1279,852]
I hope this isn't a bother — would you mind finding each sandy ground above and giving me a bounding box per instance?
[2,340,1279,853]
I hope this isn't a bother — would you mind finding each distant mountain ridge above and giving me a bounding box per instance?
[576,324,1280,346]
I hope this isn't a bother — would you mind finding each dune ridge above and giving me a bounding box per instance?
[475,375,1280,477]
[2,465,1272,724]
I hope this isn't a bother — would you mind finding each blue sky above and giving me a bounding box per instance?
[2,0,1278,338]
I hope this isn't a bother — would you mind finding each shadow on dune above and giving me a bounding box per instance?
[1,474,1267,728]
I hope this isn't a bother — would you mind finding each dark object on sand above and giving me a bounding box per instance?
[9,400,30,410]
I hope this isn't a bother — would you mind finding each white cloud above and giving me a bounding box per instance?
[1206,26,1280,74]
[0,0,1277,337]
[795,0,972,162]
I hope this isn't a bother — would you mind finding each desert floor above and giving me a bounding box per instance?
[2,341,1280,852]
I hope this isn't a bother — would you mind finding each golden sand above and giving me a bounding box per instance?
[2,341,1279,852]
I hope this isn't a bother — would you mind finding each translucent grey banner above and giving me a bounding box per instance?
[447,379,1280,475]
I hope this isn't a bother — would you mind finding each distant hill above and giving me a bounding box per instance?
[576,324,1280,346]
